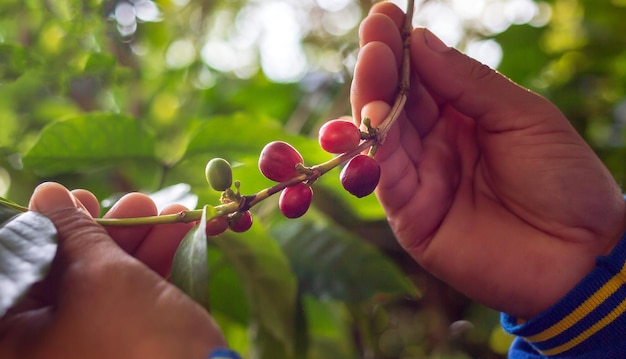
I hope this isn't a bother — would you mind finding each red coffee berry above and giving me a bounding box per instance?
[279,183,313,219]
[205,216,229,236]
[258,141,304,182]
[340,154,381,198]
[318,119,361,154]
[228,210,253,232]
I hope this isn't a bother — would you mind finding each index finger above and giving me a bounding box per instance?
[351,3,406,125]
[134,204,195,277]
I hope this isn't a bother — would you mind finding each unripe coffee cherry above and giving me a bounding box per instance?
[228,210,253,232]
[279,183,313,219]
[340,154,381,198]
[258,141,304,182]
[205,158,233,191]
[318,119,361,154]
[205,216,229,236]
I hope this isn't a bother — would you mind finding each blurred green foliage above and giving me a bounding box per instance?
[1,0,625,358]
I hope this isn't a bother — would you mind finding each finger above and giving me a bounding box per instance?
[411,28,566,133]
[17,183,103,309]
[351,41,398,125]
[358,13,403,64]
[103,193,157,255]
[71,189,100,218]
[368,2,406,29]
[363,101,420,211]
[29,182,121,267]
[133,204,195,278]
[362,99,430,181]
[353,8,440,137]
[351,5,404,125]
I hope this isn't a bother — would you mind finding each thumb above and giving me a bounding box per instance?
[29,182,117,265]
[412,28,563,132]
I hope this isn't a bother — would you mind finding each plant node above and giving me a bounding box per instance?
[238,195,256,212]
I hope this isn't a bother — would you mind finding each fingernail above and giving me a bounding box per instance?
[30,182,78,213]
[423,28,449,53]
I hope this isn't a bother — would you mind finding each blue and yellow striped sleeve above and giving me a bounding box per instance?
[501,232,626,358]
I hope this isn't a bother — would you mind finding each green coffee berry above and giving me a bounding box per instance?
[205,158,233,191]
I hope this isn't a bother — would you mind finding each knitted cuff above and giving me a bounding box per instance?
[208,348,242,359]
[501,231,626,357]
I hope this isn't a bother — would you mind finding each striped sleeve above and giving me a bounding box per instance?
[501,231,626,358]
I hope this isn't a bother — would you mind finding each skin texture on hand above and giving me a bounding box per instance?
[0,182,225,359]
[352,2,626,319]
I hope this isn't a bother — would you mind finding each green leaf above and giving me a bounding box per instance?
[84,53,116,74]
[207,247,250,324]
[315,174,386,220]
[22,113,157,175]
[0,211,57,317]
[82,53,117,88]
[170,205,211,311]
[184,113,332,166]
[215,225,298,358]
[493,24,548,88]
[0,43,28,78]
[271,219,419,302]
[301,295,356,358]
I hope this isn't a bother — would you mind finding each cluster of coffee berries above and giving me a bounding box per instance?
[204,158,253,235]
[258,141,313,219]
[319,118,381,198]
[203,117,381,229]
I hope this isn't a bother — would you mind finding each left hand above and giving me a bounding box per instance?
[0,182,226,359]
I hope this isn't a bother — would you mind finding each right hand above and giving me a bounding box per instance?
[351,2,626,319]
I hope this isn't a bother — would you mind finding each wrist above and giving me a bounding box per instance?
[502,230,626,356]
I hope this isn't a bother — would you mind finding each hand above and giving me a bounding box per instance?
[351,2,626,319]
[0,182,226,359]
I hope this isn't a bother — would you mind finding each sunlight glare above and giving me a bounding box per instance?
[466,39,503,69]
[258,1,308,82]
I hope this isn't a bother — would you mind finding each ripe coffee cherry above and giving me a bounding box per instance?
[258,141,304,182]
[228,210,253,232]
[279,183,313,219]
[318,119,361,154]
[205,216,229,236]
[205,158,233,191]
[340,154,381,198]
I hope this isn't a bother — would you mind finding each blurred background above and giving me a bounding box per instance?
[1,0,626,358]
